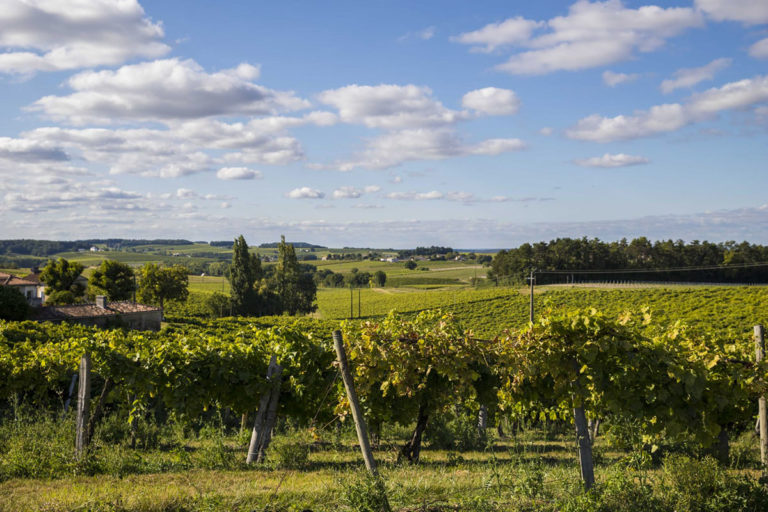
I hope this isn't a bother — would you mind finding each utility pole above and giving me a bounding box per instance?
[527,269,536,323]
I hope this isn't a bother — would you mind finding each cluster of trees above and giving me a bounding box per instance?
[35,258,189,309]
[314,268,387,288]
[397,246,453,259]
[228,235,317,316]
[0,239,194,257]
[489,237,768,284]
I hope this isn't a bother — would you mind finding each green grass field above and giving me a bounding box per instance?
[315,284,768,340]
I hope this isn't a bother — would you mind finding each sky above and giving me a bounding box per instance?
[0,0,766,248]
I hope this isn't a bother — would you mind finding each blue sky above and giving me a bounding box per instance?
[0,0,766,247]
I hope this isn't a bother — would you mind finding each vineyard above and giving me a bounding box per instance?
[1,286,768,511]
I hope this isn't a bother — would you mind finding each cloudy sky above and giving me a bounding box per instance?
[0,0,766,247]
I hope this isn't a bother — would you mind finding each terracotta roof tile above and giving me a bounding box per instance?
[32,301,161,321]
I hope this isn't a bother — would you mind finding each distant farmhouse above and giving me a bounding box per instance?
[0,271,45,306]
[1,270,162,331]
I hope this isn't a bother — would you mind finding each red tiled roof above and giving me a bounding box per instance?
[0,272,40,287]
[32,301,161,321]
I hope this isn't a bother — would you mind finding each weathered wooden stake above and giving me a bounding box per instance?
[574,405,595,490]
[75,352,91,460]
[333,330,379,475]
[247,355,283,464]
[756,324,768,467]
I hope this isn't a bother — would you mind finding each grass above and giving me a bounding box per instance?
[188,275,230,294]
[1,416,764,512]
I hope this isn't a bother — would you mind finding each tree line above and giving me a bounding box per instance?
[489,237,768,284]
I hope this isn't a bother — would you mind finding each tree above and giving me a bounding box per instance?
[89,260,136,301]
[137,264,189,311]
[404,260,417,270]
[275,235,317,315]
[228,235,262,315]
[40,258,85,304]
[0,286,29,320]
[373,270,387,287]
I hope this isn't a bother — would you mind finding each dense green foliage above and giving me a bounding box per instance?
[490,237,768,284]
[89,259,136,301]
[40,257,85,304]
[0,287,28,321]
[137,263,189,310]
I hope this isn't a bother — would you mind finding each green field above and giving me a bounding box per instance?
[314,284,768,340]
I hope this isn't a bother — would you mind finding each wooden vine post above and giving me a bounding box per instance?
[247,355,283,464]
[333,330,379,476]
[75,352,91,460]
[573,404,595,490]
[756,324,767,468]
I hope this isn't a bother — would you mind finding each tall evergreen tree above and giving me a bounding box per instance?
[228,235,262,315]
[275,235,316,315]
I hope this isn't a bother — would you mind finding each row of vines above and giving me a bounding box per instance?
[3,304,767,470]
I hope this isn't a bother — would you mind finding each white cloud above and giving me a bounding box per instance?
[30,58,310,124]
[455,1,703,75]
[335,128,526,170]
[539,127,554,136]
[452,16,544,52]
[364,185,381,193]
[750,38,768,59]
[176,188,196,198]
[695,0,768,25]
[574,153,649,167]
[398,26,436,42]
[462,87,520,115]
[216,167,262,180]
[0,136,68,163]
[332,186,362,199]
[602,70,639,87]
[0,0,169,74]
[318,84,465,129]
[286,187,325,199]
[470,138,527,155]
[22,119,307,177]
[567,74,768,142]
[660,58,731,94]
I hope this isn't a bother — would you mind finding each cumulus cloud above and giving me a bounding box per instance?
[0,137,69,163]
[216,167,262,180]
[332,186,363,199]
[22,117,308,177]
[318,84,465,129]
[660,58,731,94]
[462,87,520,115]
[695,0,768,25]
[452,16,544,52]
[335,128,525,171]
[567,74,768,142]
[574,153,649,167]
[0,0,169,74]
[286,187,325,199]
[455,1,703,75]
[539,127,554,136]
[30,58,310,124]
[750,38,768,59]
[602,70,639,87]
